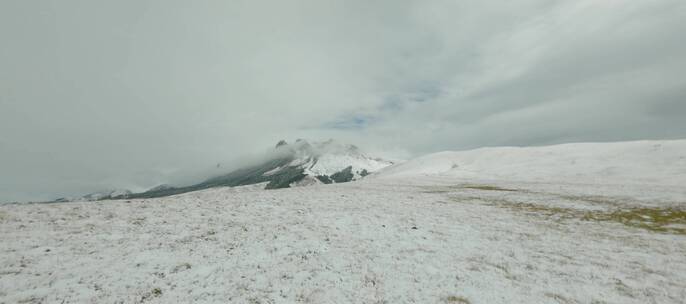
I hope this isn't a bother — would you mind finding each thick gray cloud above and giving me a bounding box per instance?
[1,0,685,202]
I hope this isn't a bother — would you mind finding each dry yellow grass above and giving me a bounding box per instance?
[445,295,471,303]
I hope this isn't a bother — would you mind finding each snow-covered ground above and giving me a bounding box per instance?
[375,139,686,187]
[1,140,685,303]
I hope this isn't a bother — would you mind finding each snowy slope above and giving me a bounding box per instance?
[1,178,685,303]
[376,140,686,186]
[3,140,685,303]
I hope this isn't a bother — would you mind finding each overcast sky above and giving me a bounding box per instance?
[2,0,685,202]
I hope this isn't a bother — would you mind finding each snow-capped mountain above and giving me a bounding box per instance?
[268,139,394,185]
[72,139,394,201]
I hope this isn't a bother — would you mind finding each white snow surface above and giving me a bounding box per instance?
[306,153,392,178]
[2,140,686,303]
[273,139,394,181]
[376,139,686,186]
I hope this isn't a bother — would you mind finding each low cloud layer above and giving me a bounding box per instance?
[2,0,685,201]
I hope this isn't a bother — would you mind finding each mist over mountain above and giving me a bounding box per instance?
[2,1,686,302]
[54,139,394,202]
[2,1,686,203]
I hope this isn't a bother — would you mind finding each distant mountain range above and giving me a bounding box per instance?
[55,139,394,202]
[53,189,133,203]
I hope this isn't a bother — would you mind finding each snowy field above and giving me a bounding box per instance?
[2,140,686,303]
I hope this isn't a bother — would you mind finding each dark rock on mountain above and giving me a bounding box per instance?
[330,166,354,183]
[315,175,333,184]
[57,139,395,201]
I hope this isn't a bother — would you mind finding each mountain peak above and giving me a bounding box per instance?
[59,139,395,201]
[271,139,394,183]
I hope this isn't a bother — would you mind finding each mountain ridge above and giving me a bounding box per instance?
[55,139,394,202]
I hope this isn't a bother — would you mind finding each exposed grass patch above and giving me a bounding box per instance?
[445,295,471,303]
[171,262,192,273]
[461,184,518,192]
[140,288,162,302]
[583,207,686,234]
[555,194,626,207]
[544,292,573,304]
[422,189,452,194]
[492,202,580,220]
[452,197,686,235]
[422,184,518,194]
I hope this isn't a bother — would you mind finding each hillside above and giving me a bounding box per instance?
[2,174,685,303]
[2,140,684,303]
[376,139,686,186]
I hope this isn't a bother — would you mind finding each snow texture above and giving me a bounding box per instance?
[376,139,686,186]
[1,140,685,303]
[274,139,394,182]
